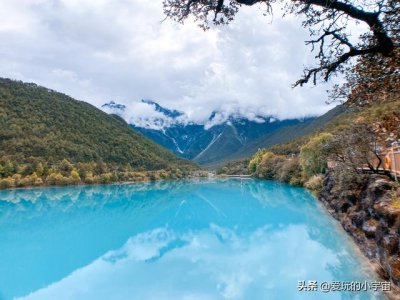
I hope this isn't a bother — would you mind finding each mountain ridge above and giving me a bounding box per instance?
[101,99,331,165]
[0,78,196,172]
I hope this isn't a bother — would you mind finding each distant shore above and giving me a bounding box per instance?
[0,170,210,191]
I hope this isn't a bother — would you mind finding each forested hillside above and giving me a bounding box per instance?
[208,104,347,170]
[248,97,400,189]
[0,78,196,188]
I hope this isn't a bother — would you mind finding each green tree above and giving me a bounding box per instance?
[84,172,95,184]
[276,158,302,185]
[255,152,286,179]
[248,149,266,174]
[60,159,73,175]
[94,161,107,175]
[300,133,333,178]
[325,122,384,173]
[21,163,34,176]
[69,169,81,184]
[1,160,15,177]
[0,177,15,189]
[35,162,45,177]
[0,78,196,179]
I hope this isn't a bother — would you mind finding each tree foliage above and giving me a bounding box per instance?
[217,159,249,175]
[300,132,332,177]
[163,0,398,88]
[325,121,384,173]
[0,78,195,170]
[330,0,399,107]
[0,78,197,189]
[247,99,400,192]
[249,150,303,185]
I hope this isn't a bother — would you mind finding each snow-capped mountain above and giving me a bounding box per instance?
[101,99,186,130]
[101,101,126,111]
[101,100,343,165]
[141,99,184,119]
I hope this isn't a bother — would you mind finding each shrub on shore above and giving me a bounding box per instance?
[0,158,196,190]
[249,151,303,186]
[248,133,338,191]
[304,174,324,192]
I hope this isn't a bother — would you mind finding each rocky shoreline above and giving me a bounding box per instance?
[319,173,400,299]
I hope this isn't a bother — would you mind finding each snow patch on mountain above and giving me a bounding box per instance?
[101,99,276,131]
[205,110,268,130]
[171,137,184,154]
[194,132,223,160]
[101,100,189,130]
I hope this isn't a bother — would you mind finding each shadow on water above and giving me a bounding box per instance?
[0,179,386,300]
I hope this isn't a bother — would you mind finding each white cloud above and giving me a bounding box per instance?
[0,0,343,122]
[18,225,339,300]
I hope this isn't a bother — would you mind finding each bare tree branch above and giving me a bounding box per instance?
[163,0,398,87]
[294,45,386,86]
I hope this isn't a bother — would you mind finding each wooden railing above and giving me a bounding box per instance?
[327,143,400,181]
[386,144,400,180]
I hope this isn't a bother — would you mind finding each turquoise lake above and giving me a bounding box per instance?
[0,179,386,300]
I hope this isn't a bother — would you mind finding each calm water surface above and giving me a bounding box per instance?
[0,179,386,300]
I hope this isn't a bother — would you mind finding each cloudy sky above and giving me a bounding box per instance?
[0,0,341,123]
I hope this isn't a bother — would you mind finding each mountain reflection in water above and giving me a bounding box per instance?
[0,179,385,300]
